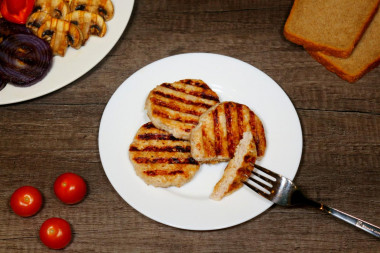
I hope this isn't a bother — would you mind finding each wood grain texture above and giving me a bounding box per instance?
[1,0,379,252]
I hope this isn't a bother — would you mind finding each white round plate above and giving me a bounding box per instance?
[98,53,303,230]
[0,0,134,105]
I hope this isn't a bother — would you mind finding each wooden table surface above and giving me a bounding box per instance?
[1,0,379,252]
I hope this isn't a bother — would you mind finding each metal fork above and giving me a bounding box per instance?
[244,164,380,238]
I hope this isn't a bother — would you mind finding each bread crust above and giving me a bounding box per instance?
[308,51,380,83]
[284,0,380,58]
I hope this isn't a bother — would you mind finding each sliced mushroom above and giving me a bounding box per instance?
[64,10,106,44]
[37,18,83,56]
[69,0,114,21]
[26,12,53,35]
[33,0,70,19]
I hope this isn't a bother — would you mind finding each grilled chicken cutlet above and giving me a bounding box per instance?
[211,131,257,200]
[190,101,266,163]
[145,79,220,140]
[129,122,200,187]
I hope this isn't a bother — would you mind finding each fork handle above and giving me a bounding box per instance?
[298,194,379,238]
[319,204,380,238]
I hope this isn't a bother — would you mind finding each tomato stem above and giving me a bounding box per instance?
[48,228,55,235]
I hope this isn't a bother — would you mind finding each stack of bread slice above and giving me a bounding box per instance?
[284,0,380,82]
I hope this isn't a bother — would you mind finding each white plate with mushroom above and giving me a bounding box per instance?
[0,0,134,105]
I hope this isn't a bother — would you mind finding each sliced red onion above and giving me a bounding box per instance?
[0,64,9,90]
[0,34,52,86]
[0,18,32,40]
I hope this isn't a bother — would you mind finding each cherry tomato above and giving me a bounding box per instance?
[10,186,43,217]
[39,217,72,249]
[54,172,87,204]
[0,0,35,24]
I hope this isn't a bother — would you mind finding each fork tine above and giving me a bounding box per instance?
[251,170,274,185]
[249,173,272,192]
[254,164,279,179]
[243,180,269,198]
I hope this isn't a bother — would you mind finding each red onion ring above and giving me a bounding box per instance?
[0,63,9,90]
[0,33,52,86]
[0,18,33,89]
[0,18,31,40]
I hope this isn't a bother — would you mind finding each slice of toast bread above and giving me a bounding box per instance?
[284,0,380,58]
[307,9,380,83]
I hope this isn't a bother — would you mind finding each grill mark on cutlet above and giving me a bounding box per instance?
[228,180,242,192]
[213,107,222,156]
[133,157,199,164]
[152,109,199,125]
[142,122,155,129]
[137,133,182,141]
[238,167,253,178]
[181,79,210,89]
[249,111,261,156]
[227,167,252,192]
[129,145,191,152]
[201,124,210,157]
[144,170,185,176]
[161,83,219,101]
[150,97,203,116]
[152,91,213,109]
[224,102,235,157]
[236,103,244,141]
